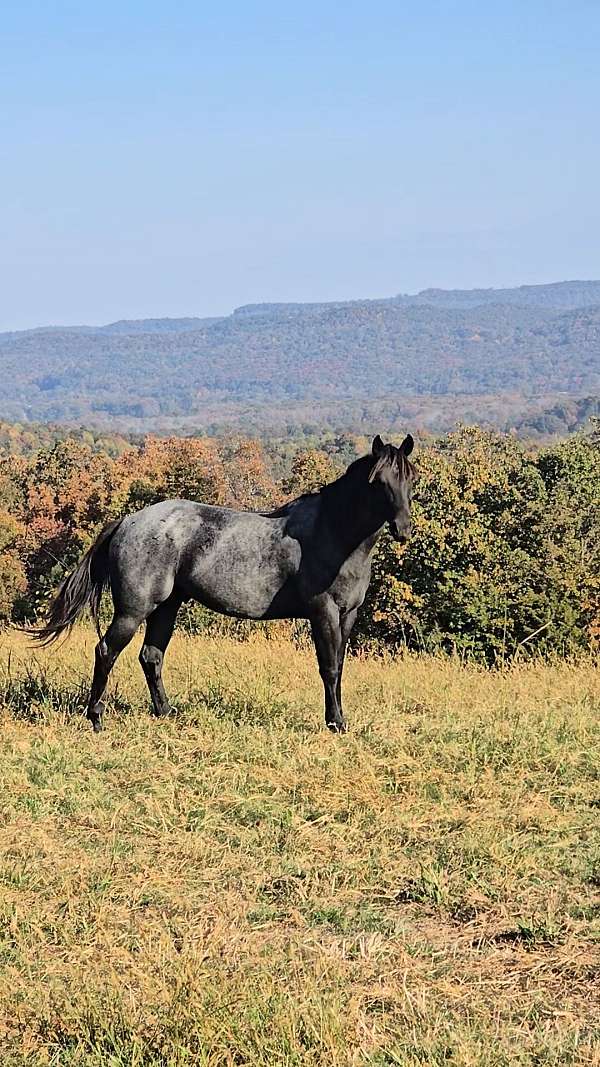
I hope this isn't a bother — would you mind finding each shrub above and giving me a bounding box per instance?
[355,428,599,660]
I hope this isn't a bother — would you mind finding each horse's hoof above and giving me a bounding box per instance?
[327,719,348,734]
[152,704,175,718]
[91,718,103,734]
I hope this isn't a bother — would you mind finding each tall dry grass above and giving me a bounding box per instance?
[0,626,598,1065]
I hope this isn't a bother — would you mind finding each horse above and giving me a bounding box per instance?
[30,434,416,733]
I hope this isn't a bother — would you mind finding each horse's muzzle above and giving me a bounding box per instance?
[389,521,411,544]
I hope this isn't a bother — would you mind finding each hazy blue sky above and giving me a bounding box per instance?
[1,1,599,329]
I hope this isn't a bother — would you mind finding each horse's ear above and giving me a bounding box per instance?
[372,435,385,458]
[399,434,414,457]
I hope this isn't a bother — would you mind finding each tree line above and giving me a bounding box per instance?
[0,424,597,660]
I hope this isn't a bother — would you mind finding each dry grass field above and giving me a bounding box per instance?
[0,626,598,1066]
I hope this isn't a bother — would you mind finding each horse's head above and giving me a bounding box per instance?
[368,434,416,543]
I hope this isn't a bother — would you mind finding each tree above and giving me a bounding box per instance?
[122,436,228,512]
[0,509,26,622]
[355,427,599,659]
[283,449,338,497]
[218,438,276,509]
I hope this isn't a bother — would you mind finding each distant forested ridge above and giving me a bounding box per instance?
[0,280,598,432]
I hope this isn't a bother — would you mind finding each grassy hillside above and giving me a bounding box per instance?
[0,628,598,1065]
[0,281,599,431]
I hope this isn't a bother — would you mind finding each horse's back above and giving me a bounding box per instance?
[107,500,198,610]
[112,499,207,561]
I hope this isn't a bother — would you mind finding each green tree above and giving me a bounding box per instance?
[356,427,599,659]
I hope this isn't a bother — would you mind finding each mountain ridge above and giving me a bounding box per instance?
[3,279,600,340]
[0,280,598,431]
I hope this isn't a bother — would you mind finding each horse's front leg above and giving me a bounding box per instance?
[336,607,358,725]
[310,598,347,733]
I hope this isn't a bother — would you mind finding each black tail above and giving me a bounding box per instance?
[28,520,122,646]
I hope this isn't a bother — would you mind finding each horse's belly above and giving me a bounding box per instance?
[184,569,284,619]
[181,535,301,620]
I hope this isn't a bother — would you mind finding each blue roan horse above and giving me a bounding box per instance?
[32,435,416,733]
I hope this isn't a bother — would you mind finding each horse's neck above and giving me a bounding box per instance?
[320,471,386,556]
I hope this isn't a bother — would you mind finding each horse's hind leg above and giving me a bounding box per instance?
[87,614,141,733]
[139,591,182,718]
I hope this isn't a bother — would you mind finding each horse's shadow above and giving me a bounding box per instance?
[1,665,307,732]
[0,666,133,726]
